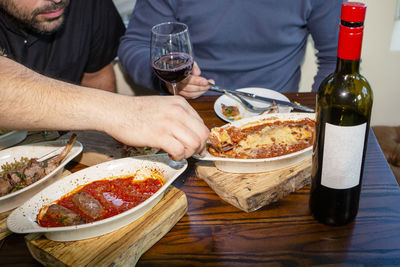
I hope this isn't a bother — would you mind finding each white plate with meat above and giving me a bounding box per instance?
[0,130,28,150]
[194,113,315,173]
[7,154,187,241]
[0,135,82,212]
[214,87,292,122]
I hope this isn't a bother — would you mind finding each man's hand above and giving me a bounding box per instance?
[166,62,214,99]
[101,94,210,161]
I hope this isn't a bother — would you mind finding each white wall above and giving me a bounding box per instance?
[300,0,400,126]
[113,0,136,23]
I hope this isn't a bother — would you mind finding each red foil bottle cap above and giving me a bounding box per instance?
[341,2,366,22]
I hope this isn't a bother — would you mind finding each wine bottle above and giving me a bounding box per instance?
[309,2,373,226]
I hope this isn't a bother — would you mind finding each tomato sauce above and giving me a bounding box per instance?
[38,174,163,227]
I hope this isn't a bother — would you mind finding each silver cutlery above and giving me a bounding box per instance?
[224,91,277,113]
[208,82,314,112]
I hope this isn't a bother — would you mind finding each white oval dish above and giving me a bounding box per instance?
[214,87,292,122]
[194,112,315,173]
[0,131,28,150]
[0,138,83,212]
[7,154,187,241]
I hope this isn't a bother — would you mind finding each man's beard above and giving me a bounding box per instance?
[0,0,70,35]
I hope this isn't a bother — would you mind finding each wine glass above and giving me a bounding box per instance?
[151,22,194,95]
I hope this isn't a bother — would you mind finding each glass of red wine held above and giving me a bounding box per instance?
[151,22,194,95]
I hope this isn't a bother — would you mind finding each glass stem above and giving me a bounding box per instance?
[171,83,178,95]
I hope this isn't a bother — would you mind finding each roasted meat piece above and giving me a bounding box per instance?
[22,159,46,185]
[0,134,77,197]
[44,135,77,175]
[44,204,86,226]
[72,192,104,219]
[0,176,12,197]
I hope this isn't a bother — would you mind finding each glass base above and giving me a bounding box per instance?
[168,159,186,169]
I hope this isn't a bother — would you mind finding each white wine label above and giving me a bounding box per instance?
[321,122,366,189]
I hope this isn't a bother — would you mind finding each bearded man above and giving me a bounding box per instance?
[0,0,125,92]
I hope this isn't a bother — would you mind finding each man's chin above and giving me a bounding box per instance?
[31,16,64,34]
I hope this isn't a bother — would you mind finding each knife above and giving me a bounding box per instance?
[208,83,314,112]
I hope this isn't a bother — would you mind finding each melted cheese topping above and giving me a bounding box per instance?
[208,118,315,159]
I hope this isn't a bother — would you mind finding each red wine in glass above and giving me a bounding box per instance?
[151,52,193,84]
[151,22,193,95]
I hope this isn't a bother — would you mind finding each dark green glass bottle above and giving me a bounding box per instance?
[309,2,373,226]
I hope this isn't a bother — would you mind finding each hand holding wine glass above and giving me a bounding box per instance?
[151,22,194,95]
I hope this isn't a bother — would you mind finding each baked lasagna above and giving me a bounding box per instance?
[208,116,315,159]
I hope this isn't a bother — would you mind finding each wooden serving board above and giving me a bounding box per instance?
[25,186,187,267]
[196,158,312,212]
[0,209,12,241]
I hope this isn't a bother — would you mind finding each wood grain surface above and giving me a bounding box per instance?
[2,93,400,266]
[196,158,311,212]
[0,210,12,241]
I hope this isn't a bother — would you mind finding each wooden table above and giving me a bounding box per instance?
[1,92,400,266]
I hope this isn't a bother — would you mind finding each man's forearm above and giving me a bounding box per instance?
[0,56,108,131]
[0,56,209,161]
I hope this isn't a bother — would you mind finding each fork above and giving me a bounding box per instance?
[225,91,276,113]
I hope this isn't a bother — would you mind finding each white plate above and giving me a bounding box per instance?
[194,113,315,173]
[0,131,28,150]
[214,87,292,122]
[0,139,83,212]
[7,154,187,241]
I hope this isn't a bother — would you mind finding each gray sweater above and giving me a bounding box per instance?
[119,0,344,93]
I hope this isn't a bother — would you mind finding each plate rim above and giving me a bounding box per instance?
[0,130,28,150]
[214,87,291,123]
[0,139,83,202]
[194,112,315,163]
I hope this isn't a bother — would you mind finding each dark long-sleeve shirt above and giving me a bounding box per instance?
[119,0,344,93]
[0,0,125,84]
